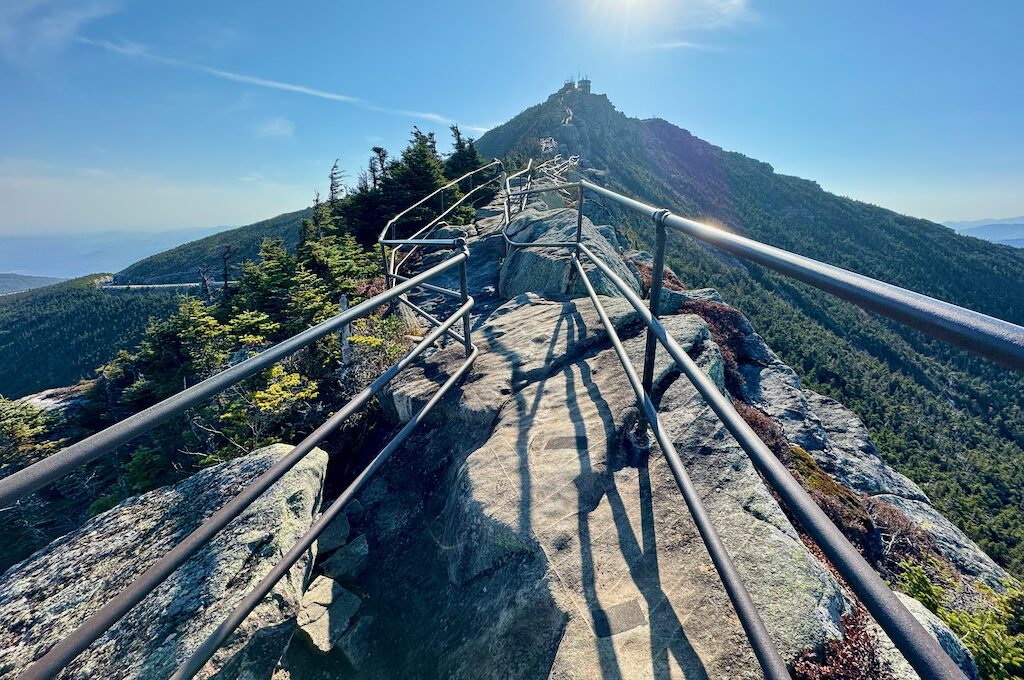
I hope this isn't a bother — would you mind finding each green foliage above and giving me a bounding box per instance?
[898,562,947,615]
[0,275,180,398]
[945,608,1024,679]
[0,397,56,467]
[898,562,1024,678]
[123,446,172,493]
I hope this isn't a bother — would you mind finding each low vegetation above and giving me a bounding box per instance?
[899,562,1024,679]
[0,125,494,571]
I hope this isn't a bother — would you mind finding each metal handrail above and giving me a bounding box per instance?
[580,180,1024,371]
[379,159,503,285]
[503,170,983,679]
[9,245,478,679]
[571,252,791,680]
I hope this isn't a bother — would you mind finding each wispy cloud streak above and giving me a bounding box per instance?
[0,0,116,64]
[82,38,489,131]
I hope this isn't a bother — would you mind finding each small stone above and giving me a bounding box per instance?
[321,534,369,581]
[338,616,375,671]
[316,513,350,556]
[296,577,361,653]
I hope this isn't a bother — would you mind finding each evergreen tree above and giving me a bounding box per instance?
[329,159,345,205]
[444,124,495,197]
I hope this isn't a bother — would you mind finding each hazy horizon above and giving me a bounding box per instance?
[2,1,1023,235]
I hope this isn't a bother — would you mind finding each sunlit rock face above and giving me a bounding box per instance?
[0,443,327,679]
[327,198,989,680]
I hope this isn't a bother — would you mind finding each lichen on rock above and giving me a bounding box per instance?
[0,443,327,679]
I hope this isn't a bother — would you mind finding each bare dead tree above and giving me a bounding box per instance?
[220,245,238,303]
[198,267,214,303]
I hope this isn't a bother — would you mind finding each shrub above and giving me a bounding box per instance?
[898,561,946,615]
[868,499,940,576]
[898,562,1024,679]
[793,608,891,680]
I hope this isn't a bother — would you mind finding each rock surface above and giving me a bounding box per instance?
[321,534,369,582]
[316,513,350,556]
[296,577,362,654]
[500,206,641,300]
[873,593,979,680]
[803,391,928,502]
[874,494,1010,589]
[0,443,327,679]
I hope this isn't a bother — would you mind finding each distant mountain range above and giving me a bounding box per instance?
[0,273,65,295]
[0,226,231,279]
[943,216,1024,248]
[113,208,310,284]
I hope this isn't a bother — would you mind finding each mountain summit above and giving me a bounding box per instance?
[479,83,1024,576]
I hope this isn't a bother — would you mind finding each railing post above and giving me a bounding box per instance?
[642,210,669,395]
[575,185,585,248]
[339,294,351,367]
[380,243,390,290]
[457,238,473,358]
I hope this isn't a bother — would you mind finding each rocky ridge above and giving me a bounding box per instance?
[306,192,993,678]
[0,188,1006,679]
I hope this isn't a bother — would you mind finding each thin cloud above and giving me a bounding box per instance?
[255,117,295,139]
[0,0,116,65]
[82,38,470,128]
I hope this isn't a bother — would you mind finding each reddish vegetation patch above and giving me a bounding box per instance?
[733,400,789,458]
[631,260,686,296]
[678,299,751,395]
[793,608,893,680]
[732,401,881,564]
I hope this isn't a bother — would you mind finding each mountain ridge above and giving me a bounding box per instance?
[0,273,65,295]
[477,84,1024,574]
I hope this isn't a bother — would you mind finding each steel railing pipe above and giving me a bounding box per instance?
[658,212,1024,371]
[572,255,792,680]
[576,243,968,680]
[0,252,470,509]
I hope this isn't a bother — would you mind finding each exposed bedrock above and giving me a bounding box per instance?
[0,443,327,680]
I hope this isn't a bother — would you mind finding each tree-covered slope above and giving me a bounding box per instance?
[112,208,311,285]
[0,273,65,295]
[478,85,1024,574]
[0,276,180,398]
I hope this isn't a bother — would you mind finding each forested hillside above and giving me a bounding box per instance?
[478,85,1024,574]
[112,208,312,285]
[0,273,64,296]
[0,277,180,398]
[1,125,494,571]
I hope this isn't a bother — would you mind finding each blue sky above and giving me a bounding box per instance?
[1,0,1022,233]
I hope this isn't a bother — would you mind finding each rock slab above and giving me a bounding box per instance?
[0,443,327,680]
